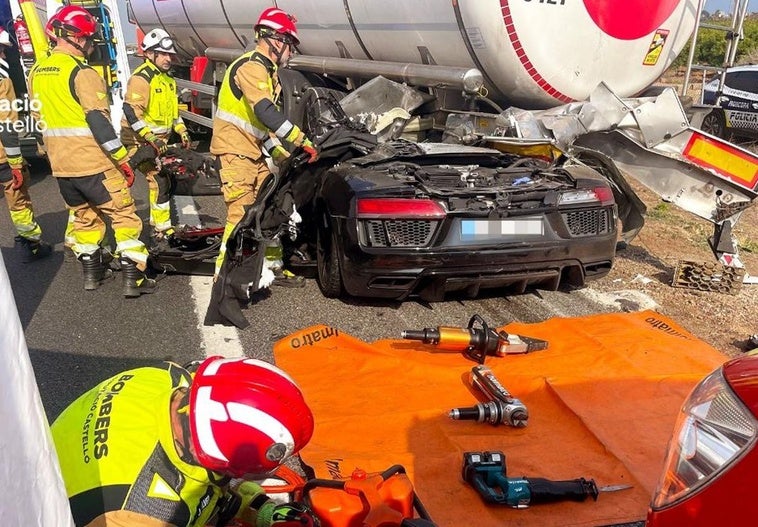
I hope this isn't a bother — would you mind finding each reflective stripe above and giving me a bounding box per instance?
[121,250,147,265]
[263,137,277,151]
[73,242,101,256]
[102,138,123,152]
[194,386,230,462]
[228,402,295,458]
[274,120,294,139]
[5,146,21,156]
[215,109,267,139]
[150,126,170,134]
[118,239,146,252]
[45,127,93,137]
[132,119,147,131]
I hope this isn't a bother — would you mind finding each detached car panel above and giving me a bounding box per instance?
[312,141,618,301]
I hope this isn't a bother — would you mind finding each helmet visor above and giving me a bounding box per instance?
[148,36,176,53]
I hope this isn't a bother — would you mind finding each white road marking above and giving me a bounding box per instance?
[174,196,244,358]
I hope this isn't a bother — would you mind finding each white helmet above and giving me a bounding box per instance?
[141,28,176,54]
[0,29,11,48]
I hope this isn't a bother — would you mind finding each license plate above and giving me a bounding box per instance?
[461,218,544,240]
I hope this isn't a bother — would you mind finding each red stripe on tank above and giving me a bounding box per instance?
[500,1,574,103]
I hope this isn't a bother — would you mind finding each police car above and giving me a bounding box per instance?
[700,65,758,140]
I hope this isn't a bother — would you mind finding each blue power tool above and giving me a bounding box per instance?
[462,451,601,508]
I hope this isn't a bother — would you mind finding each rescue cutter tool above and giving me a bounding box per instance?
[401,314,548,363]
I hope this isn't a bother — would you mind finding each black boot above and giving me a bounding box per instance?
[15,236,52,263]
[121,258,158,297]
[100,247,121,271]
[79,251,113,290]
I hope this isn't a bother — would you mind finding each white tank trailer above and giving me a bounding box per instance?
[127,0,699,109]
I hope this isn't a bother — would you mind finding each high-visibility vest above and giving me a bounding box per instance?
[130,60,179,135]
[214,50,273,142]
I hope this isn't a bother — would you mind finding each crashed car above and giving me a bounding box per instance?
[200,86,637,327]
[306,139,619,302]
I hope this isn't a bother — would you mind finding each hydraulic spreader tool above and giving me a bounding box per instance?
[462,451,630,508]
[401,314,548,363]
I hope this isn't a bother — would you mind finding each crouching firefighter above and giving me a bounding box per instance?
[210,7,318,286]
[51,356,319,527]
[29,6,156,296]
[121,28,191,250]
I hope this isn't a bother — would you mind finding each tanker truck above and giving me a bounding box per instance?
[127,0,698,110]
[126,0,758,271]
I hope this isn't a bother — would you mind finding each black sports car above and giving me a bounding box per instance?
[201,134,623,326]
[307,140,619,302]
[154,87,639,327]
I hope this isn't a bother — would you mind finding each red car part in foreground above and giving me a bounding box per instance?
[647,355,758,525]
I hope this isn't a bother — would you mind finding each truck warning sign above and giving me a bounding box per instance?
[643,29,669,66]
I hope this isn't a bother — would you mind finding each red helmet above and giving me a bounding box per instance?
[48,5,98,39]
[44,16,57,42]
[255,7,299,45]
[188,357,314,478]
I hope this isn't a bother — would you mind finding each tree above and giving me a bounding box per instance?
[672,15,758,68]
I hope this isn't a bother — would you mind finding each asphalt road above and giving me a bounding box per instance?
[1,159,629,422]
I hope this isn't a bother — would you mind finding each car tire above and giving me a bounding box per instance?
[701,109,727,139]
[316,218,343,298]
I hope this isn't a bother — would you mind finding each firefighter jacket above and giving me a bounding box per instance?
[210,45,304,160]
[0,59,21,165]
[51,363,226,527]
[29,49,125,177]
[120,59,185,146]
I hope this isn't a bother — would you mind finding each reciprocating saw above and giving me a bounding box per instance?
[462,451,599,508]
[401,314,547,363]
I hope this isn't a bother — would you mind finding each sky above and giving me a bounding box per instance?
[706,0,756,13]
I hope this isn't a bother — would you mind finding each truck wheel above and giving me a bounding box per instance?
[316,218,343,298]
[701,109,727,139]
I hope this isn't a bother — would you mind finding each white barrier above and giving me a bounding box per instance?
[0,251,74,525]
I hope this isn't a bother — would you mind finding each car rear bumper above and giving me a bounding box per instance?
[339,237,617,301]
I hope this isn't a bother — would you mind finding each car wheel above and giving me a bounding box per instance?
[701,109,727,138]
[316,218,343,298]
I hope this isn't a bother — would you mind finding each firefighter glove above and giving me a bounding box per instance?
[10,167,24,190]
[119,162,135,188]
[270,144,290,167]
[8,155,24,190]
[142,130,168,155]
[301,138,318,164]
[268,502,319,527]
[180,131,192,149]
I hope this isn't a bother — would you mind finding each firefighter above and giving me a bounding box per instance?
[0,28,51,262]
[210,7,317,285]
[121,28,191,249]
[29,6,156,296]
[51,356,318,527]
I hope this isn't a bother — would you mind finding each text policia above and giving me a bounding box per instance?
[0,93,46,134]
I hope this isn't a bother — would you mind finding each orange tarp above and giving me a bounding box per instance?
[273,311,727,527]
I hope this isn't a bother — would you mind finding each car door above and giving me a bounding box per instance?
[721,70,758,137]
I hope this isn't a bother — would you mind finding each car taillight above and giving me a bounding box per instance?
[557,187,614,206]
[356,198,446,219]
[651,368,757,509]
